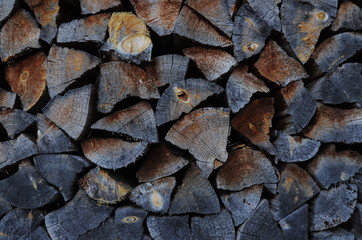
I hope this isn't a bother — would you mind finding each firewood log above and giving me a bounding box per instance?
[311,228,355,240]
[0,88,16,109]
[147,215,190,240]
[331,0,362,31]
[248,0,281,31]
[0,196,12,218]
[351,203,362,239]
[0,0,16,24]
[0,109,36,139]
[79,0,122,15]
[279,204,309,240]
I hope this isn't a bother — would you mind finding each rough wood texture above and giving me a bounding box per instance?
[248,0,281,31]
[0,196,12,218]
[136,142,189,182]
[308,63,362,105]
[80,166,132,204]
[5,51,47,110]
[310,184,357,231]
[43,85,94,140]
[279,204,309,240]
[273,132,320,163]
[303,104,362,144]
[332,0,362,31]
[232,3,271,62]
[255,40,309,87]
[0,9,41,62]
[155,78,224,126]
[168,164,220,215]
[80,0,121,15]
[226,65,269,113]
[165,108,229,177]
[351,203,362,239]
[311,228,355,240]
[47,46,101,98]
[0,109,36,139]
[216,148,277,191]
[82,138,149,169]
[0,88,16,109]
[174,6,232,47]
[0,160,59,209]
[129,177,176,213]
[307,145,362,189]
[92,101,158,143]
[130,0,182,36]
[0,0,16,23]
[270,164,320,220]
[97,61,159,114]
[220,185,263,226]
[281,0,338,63]
[144,54,190,87]
[183,47,236,81]
[147,215,190,240]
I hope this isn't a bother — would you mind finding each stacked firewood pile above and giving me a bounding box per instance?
[0,0,362,239]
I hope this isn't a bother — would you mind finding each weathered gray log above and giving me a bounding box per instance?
[168,163,220,215]
[155,78,224,126]
[0,160,59,209]
[97,61,159,114]
[165,108,229,177]
[183,47,236,81]
[136,142,189,182]
[232,3,271,62]
[279,204,309,240]
[0,88,16,109]
[311,228,355,240]
[226,65,269,113]
[82,138,149,169]
[0,0,16,23]
[147,215,190,240]
[174,6,232,47]
[0,196,12,218]
[331,0,362,31]
[190,209,235,240]
[130,0,182,36]
[351,203,362,239]
[45,189,113,240]
[79,0,121,15]
[43,84,94,140]
[352,169,362,202]
[0,109,36,139]
[130,177,176,213]
[92,101,158,143]
[46,46,101,98]
[220,184,263,226]
[255,41,309,87]
[248,0,281,31]
[270,164,320,220]
[310,184,357,231]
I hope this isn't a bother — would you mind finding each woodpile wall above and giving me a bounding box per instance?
[0,0,362,239]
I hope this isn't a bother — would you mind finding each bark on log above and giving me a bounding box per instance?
[147,215,190,240]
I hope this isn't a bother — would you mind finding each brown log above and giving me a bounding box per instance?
[0,88,16,110]
[0,0,16,23]
[0,109,36,139]
[79,0,122,15]
[331,0,362,31]
[248,0,281,31]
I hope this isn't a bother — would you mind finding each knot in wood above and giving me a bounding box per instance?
[122,216,139,223]
[20,71,29,81]
[316,11,328,22]
[244,42,258,52]
[175,88,189,102]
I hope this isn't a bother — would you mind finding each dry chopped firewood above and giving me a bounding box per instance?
[57,13,111,44]
[190,209,235,240]
[270,164,320,220]
[311,32,362,74]
[186,0,233,37]
[37,114,78,154]
[248,0,281,31]
[331,0,362,31]
[174,6,232,47]
[273,132,320,163]
[136,142,189,182]
[147,215,190,240]
[216,148,278,191]
[183,47,236,81]
[0,134,38,168]
[264,182,278,195]
[5,52,46,110]
[165,108,229,177]
[310,184,357,231]
[0,196,12,218]
[34,154,91,201]
[47,46,101,98]
[232,3,271,62]
[351,203,362,238]
[281,0,338,64]
[311,228,355,240]
[0,0,16,23]
[92,101,158,143]
[129,177,176,213]
[220,184,263,226]
[255,41,309,87]
[82,138,149,170]
[102,12,152,64]
[45,189,113,240]
[24,0,60,43]
[275,81,316,134]
[279,204,308,240]
[308,63,362,105]
[168,163,220,215]
[130,0,183,36]
[237,199,284,240]
[303,104,362,144]
[226,65,269,113]
[307,145,362,189]
[79,166,132,204]
[231,97,276,154]
[0,160,59,209]
[225,0,238,17]
[144,54,190,87]
[79,0,121,15]
[97,61,159,114]
[0,109,36,139]
[0,9,41,62]
[155,79,224,126]
[0,88,16,109]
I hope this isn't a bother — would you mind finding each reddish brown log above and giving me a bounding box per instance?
[331,0,362,31]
